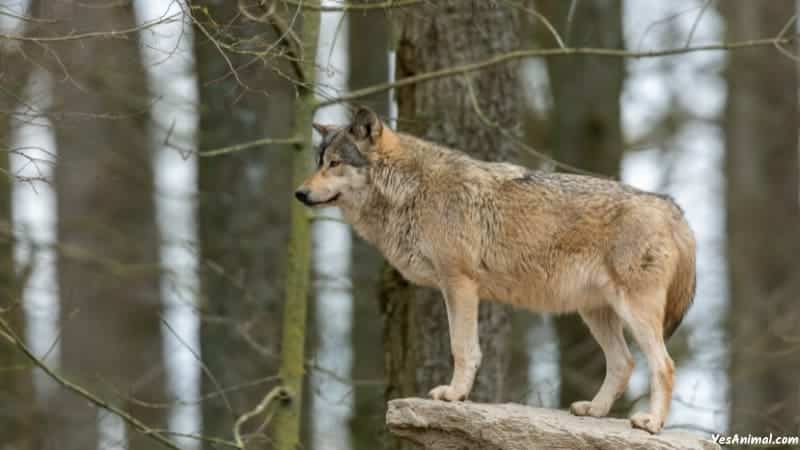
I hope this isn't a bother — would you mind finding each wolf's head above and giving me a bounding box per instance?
[294,107,384,208]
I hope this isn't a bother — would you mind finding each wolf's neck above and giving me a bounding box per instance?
[343,159,421,247]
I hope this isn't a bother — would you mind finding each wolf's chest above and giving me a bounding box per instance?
[360,224,437,287]
[383,245,437,287]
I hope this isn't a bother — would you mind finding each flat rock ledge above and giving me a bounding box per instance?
[387,398,720,450]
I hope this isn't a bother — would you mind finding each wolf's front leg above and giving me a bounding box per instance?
[429,275,481,401]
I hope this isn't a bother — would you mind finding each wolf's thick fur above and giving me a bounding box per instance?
[296,108,696,434]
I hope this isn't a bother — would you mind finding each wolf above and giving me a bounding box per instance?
[294,107,696,434]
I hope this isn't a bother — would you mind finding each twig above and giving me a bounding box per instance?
[238,0,306,81]
[198,136,302,157]
[774,13,800,62]
[0,14,180,42]
[684,0,713,48]
[232,386,289,448]
[278,0,424,12]
[0,317,184,450]
[462,74,598,177]
[564,0,579,45]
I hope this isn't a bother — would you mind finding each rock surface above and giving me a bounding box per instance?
[387,398,720,450]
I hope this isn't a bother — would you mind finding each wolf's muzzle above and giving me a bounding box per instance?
[295,188,312,206]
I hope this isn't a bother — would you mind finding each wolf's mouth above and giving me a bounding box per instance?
[309,192,341,206]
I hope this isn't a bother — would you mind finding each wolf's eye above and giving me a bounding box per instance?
[329,160,341,168]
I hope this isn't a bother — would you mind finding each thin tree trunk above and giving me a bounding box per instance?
[723,1,800,434]
[192,2,295,445]
[382,3,520,448]
[0,42,36,450]
[271,7,320,450]
[537,0,625,409]
[347,3,390,449]
[41,1,167,449]
[0,5,39,446]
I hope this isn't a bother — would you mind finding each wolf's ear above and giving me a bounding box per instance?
[351,107,383,143]
[312,123,334,136]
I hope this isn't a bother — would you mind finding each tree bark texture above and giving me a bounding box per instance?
[723,0,800,435]
[382,3,521,448]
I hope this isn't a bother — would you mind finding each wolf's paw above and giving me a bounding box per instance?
[428,384,468,401]
[569,400,610,417]
[630,412,663,434]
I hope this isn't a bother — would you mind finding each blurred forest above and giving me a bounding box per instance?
[0,1,799,449]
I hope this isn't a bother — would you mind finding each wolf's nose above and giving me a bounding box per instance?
[295,189,311,205]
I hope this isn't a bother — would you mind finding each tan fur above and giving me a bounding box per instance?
[296,109,697,434]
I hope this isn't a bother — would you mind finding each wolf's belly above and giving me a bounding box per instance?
[477,263,611,313]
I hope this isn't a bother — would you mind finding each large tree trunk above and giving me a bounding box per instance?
[537,0,626,408]
[723,1,800,435]
[38,1,168,450]
[0,24,36,448]
[347,4,390,449]
[382,2,520,447]
[192,1,295,445]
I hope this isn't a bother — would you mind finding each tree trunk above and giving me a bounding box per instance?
[537,0,625,408]
[39,1,167,449]
[723,1,800,435]
[347,4,390,449]
[192,1,295,446]
[271,7,320,450]
[382,3,520,447]
[0,26,36,448]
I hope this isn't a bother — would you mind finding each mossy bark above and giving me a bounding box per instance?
[272,7,320,450]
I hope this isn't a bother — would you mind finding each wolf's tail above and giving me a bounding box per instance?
[663,218,696,340]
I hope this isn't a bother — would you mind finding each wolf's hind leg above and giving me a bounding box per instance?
[570,306,634,418]
[615,288,674,434]
[429,275,481,402]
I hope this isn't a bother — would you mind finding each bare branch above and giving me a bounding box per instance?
[684,0,714,48]
[462,75,599,177]
[0,317,184,450]
[278,0,424,12]
[318,34,799,107]
[232,386,289,449]
[0,14,180,42]
[197,136,302,157]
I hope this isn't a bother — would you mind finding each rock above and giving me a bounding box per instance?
[386,398,720,450]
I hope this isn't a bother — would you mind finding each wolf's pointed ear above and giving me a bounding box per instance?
[312,123,334,136]
[351,107,383,143]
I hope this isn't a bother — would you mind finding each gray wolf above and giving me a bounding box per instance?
[294,107,696,434]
